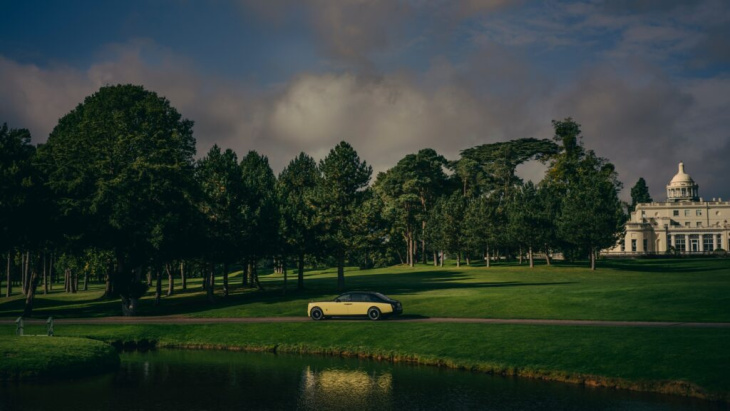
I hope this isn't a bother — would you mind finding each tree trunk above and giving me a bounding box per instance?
[104,259,114,298]
[518,247,523,265]
[180,261,187,291]
[166,263,175,296]
[528,246,534,268]
[486,246,491,268]
[298,252,305,290]
[544,244,551,266]
[253,265,264,290]
[248,262,255,288]
[422,220,427,265]
[83,269,89,291]
[154,266,162,306]
[72,269,78,293]
[64,268,70,292]
[22,256,41,318]
[202,265,208,290]
[282,259,287,296]
[433,251,438,267]
[242,263,249,287]
[5,252,10,297]
[121,295,139,316]
[23,251,30,295]
[49,253,54,290]
[405,236,409,267]
[223,263,229,297]
[590,248,596,270]
[456,252,461,268]
[43,253,48,295]
[439,250,444,267]
[337,251,345,291]
[207,262,215,303]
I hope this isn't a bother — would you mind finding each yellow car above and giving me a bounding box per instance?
[307,291,403,321]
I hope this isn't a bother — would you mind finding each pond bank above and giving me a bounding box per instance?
[25,321,727,403]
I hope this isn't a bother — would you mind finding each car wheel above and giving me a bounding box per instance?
[310,307,324,321]
[367,307,381,321]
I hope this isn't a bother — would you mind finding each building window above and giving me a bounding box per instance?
[684,209,691,216]
[684,222,690,227]
[673,210,679,216]
[697,222,702,227]
[675,235,685,252]
[703,235,714,252]
[696,209,702,216]
[620,241,625,252]
[718,235,723,250]
[642,239,648,252]
[631,239,637,252]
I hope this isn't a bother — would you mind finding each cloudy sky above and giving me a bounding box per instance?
[1,0,728,200]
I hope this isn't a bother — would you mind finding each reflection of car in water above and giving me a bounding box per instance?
[307,291,403,321]
[300,367,393,409]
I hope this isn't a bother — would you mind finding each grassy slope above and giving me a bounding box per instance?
[2,258,728,322]
[0,335,120,380]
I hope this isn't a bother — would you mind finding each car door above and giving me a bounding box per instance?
[348,293,368,315]
[335,293,353,315]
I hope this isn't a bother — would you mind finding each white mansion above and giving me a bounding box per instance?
[606,162,730,255]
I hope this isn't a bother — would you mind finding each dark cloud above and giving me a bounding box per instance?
[1,1,728,201]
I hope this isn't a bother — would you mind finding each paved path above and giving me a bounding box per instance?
[2,316,729,328]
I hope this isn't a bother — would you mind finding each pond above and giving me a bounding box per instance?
[1,350,724,410]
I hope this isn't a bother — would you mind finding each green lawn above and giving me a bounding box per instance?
[2,322,725,400]
[0,335,119,380]
[2,258,728,322]
[1,258,728,400]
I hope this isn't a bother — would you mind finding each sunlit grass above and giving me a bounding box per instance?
[1,258,729,322]
[0,335,119,380]
[3,322,724,399]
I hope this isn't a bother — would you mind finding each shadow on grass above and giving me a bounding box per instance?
[601,258,730,274]
[2,268,579,319]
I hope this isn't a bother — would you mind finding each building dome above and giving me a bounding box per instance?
[666,162,699,202]
[670,162,694,184]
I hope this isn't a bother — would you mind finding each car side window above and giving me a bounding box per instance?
[350,294,364,302]
[337,294,351,302]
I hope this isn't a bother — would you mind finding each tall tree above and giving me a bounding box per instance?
[375,148,448,266]
[313,142,372,291]
[544,118,626,269]
[37,84,196,315]
[557,162,626,270]
[240,151,279,290]
[441,192,467,267]
[0,123,35,297]
[630,177,653,212]
[506,182,545,268]
[196,145,246,299]
[278,153,321,290]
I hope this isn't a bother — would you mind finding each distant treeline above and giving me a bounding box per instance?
[1,84,627,316]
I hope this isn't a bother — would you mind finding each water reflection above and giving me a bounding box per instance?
[300,367,393,410]
[0,350,725,411]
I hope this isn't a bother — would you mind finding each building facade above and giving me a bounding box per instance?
[605,162,730,255]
